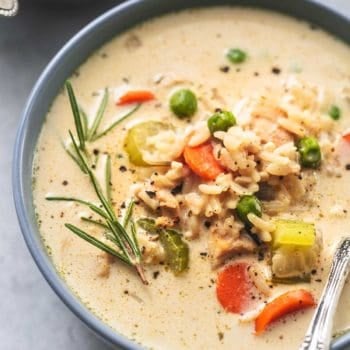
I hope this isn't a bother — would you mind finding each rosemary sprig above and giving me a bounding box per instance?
[65,81,85,150]
[91,103,141,141]
[48,131,147,284]
[88,88,109,141]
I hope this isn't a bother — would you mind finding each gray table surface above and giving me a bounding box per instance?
[1,1,349,349]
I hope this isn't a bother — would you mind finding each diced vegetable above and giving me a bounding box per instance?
[255,289,315,334]
[236,195,262,226]
[117,90,155,105]
[208,110,236,134]
[297,137,322,169]
[271,220,319,283]
[183,143,224,180]
[159,229,189,275]
[328,105,341,120]
[343,132,350,143]
[226,48,247,64]
[137,218,189,274]
[273,220,315,249]
[216,262,253,313]
[124,121,170,166]
[169,89,197,118]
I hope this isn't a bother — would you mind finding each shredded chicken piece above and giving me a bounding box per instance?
[208,219,255,267]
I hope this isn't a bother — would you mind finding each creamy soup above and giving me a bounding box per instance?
[33,7,350,350]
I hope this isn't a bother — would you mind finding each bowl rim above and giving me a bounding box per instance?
[12,0,350,349]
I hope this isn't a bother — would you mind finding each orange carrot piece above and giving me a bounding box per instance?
[216,262,253,314]
[117,90,155,105]
[255,289,315,335]
[183,143,224,180]
[343,132,350,143]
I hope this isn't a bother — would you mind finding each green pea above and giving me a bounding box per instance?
[328,105,341,120]
[226,48,247,64]
[208,110,236,134]
[170,89,197,118]
[236,195,262,226]
[297,137,322,169]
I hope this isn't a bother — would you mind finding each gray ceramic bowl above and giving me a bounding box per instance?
[12,0,350,349]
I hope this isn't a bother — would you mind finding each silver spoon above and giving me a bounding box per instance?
[300,237,350,350]
[0,0,18,17]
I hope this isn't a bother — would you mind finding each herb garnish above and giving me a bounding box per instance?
[46,81,147,284]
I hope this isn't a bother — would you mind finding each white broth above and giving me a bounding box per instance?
[33,7,350,349]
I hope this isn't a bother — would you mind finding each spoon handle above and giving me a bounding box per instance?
[300,238,350,350]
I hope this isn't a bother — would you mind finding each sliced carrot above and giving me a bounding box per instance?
[255,289,315,335]
[117,90,155,105]
[216,262,253,314]
[183,142,224,180]
[342,132,350,143]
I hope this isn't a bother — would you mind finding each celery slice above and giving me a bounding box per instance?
[273,219,315,249]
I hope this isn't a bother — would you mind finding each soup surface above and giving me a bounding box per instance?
[33,7,350,350]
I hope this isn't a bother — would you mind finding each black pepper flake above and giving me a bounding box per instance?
[119,165,127,172]
[93,149,99,156]
[315,279,322,283]
[219,65,230,73]
[62,180,68,186]
[91,165,96,169]
[215,107,222,113]
[145,190,156,199]
[171,183,183,195]
[200,252,208,257]
[311,269,317,275]
[120,202,126,209]
[254,72,259,76]
[204,220,212,229]
[124,290,129,295]
[218,332,224,341]
[272,67,281,75]
[153,271,160,279]
[345,164,350,171]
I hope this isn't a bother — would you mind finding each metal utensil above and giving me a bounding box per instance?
[0,0,18,17]
[300,237,350,350]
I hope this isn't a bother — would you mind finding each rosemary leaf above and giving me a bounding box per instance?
[79,106,89,140]
[105,154,112,205]
[92,103,141,141]
[65,81,86,150]
[130,220,141,259]
[88,205,110,220]
[45,196,109,220]
[123,199,134,228]
[63,143,87,174]
[107,220,130,260]
[88,88,109,141]
[113,219,140,262]
[65,223,130,265]
[80,217,109,229]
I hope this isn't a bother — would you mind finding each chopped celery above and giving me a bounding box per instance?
[124,121,171,166]
[273,220,315,249]
[271,219,319,283]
